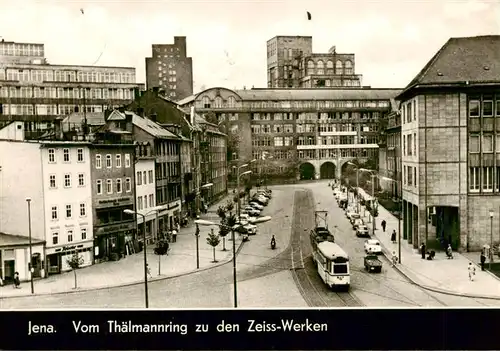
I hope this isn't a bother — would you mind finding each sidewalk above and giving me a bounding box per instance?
[356,187,500,300]
[0,191,241,299]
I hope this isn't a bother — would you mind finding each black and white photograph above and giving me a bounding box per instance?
[1,0,500,318]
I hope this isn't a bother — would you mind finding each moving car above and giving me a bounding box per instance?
[356,225,370,237]
[364,254,382,273]
[352,218,364,230]
[346,211,359,223]
[364,239,382,254]
[244,223,257,235]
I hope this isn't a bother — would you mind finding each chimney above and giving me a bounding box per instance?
[152,87,159,95]
[190,106,195,126]
[137,107,144,117]
[124,112,133,124]
[118,106,125,113]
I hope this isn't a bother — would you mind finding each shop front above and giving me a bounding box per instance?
[0,233,46,282]
[94,221,136,262]
[46,240,93,275]
[157,200,181,235]
[137,211,157,244]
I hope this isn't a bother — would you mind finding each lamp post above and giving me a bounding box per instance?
[347,162,360,213]
[124,206,166,308]
[25,197,34,294]
[236,164,253,218]
[490,210,494,270]
[195,215,272,308]
[381,176,402,264]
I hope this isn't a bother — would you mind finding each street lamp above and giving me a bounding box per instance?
[381,176,402,264]
[347,162,360,213]
[359,168,377,234]
[490,210,494,270]
[123,205,166,308]
[237,169,252,219]
[25,197,34,294]
[195,215,271,308]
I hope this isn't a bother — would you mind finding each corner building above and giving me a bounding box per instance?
[397,35,500,251]
[178,87,400,181]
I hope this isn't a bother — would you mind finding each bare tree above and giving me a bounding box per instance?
[66,253,84,289]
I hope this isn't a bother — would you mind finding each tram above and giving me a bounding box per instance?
[312,241,350,290]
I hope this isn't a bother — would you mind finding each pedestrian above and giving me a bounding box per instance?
[381,220,386,232]
[172,229,177,243]
[146,264,152,279]
[391,230,396,244]
[391,251,398,267]
[480,250,486,271]
[13,272,20,289]
[446,244,453,259]
[0,276,3,287]
[421,242,426,259]
[468,262,476,281]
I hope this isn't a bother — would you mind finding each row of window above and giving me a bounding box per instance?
[51,227,87,245]
[137,194,155,210]
[96,178,132,195]
[296,148,375,159]
[137,170,154,186]
[403,133,417,157]
[0,43,43,56]
[401,99,417,124]
[95,154,131,169]
[48,148,86,163]
[156,162,180,180]
[49,173,86,189]
[0,86,135,100]
[403,165,417,187]
[469,95,500,117]
[469,166,499,192]
[2,104,107,116]
[50,203,87,221]
[0,69,136,84]
[469,134,500,153]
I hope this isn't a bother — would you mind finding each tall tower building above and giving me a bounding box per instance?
[145,36,193,101]
[267,35,362,88]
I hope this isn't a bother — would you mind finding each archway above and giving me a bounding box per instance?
[299,162,315,180]
[320,162,336,179]
[341,162,352,178]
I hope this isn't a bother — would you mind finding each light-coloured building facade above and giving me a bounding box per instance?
[135,155,157,241]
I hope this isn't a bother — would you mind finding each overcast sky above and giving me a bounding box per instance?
[1,0,498,92]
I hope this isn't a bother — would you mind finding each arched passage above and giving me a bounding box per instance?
[341,162,352,178]
[320,162,336,179]
[299,162,315,180]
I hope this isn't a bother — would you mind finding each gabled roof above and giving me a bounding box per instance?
[61,112,106,131]
[0,232,45,248]
[234,88,401,101]
[109,110,179,140]
[400,35,500,98]
[176,95,196,105]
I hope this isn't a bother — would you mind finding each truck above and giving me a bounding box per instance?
[310,210,335,252]
[364,254,382,273]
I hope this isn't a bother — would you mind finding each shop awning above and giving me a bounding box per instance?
[0,232,45,249]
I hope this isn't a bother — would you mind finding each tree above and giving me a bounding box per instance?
[206,228,221,262]
[219,219,230,251]
[217,206,226,221]
[225,201,234,214]
[153,240,169,275]
[66,253,84,289]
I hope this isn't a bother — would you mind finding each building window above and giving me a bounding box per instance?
[469,167,480,192]
[67,230,73,242]
[64,174,71,188]
[307,60,314,75]
[483,167,493,192]
[148,170,153,183]
[403,135,406,156]
[316,60,324,75]
[138,196,143,210]
[106,179,112,194]
[344,60,353,74]
[483,97,493,116]
[496,135,500,152]
[413,132,417,156]
[149,194,154,207]
[143,171,147,185]
[125,154,131,168]
[66,204,72,218]
[77,148,84,162]
[76,173,84,186]
[80,203,86,217]
[49,174,56,188]
[202,96,211,108]
[106,154,112,168]
[116,178,122,193]
[116,154,122,168]
[228,96,236,108]
[483,135,493,153]
[63,148,70,162]
[136,171,142,185]
[126,178,131,192]
[469,100,480,117]
[51,206,58,220]
[96,179,102,194]
[496,99,500,117]
[407,134,412,156]
[143,195,148,208]
[469,135,480,153]
[48,149,55,163]
[413,167,417,187]
[81,227,87,240]
[96,154,102,169]
[52,232,58,245]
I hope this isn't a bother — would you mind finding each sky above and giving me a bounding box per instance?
[0,0,499,92]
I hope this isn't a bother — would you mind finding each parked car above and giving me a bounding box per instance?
[364,239,382,254]
[257,191,271,199]
[249,202,264,210]
[253,196,268,205]
[364,254,382,273]
[244,223,257,235]
[346,211,359,222]
[240,214,257,223]
[352,218,364,230]
[246,208,261,217]
[356,225,370,237]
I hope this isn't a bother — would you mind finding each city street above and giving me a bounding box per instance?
[2,182,500,309]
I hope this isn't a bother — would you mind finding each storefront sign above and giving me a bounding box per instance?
[97,197,132,207]
[95,222,135,236]
[46,241,93,255]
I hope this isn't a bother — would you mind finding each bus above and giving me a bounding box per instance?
[312,241,350,290]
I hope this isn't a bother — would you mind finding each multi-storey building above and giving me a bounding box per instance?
[378,107,402,199]
[178,87,400,181]
[89,142,136,261]
[0,129,94,278]
[0,39,142,139]
[266,36,362,89]
[102,109,183,234]
[396,35,500,252]
[145,37,193,101]
[134,144,157,241]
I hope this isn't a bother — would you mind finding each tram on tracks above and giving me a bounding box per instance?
[312,241,350,290]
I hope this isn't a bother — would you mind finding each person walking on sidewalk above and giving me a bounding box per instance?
[13,272,20,289]
[391,230,397,244]
[391,251,398,266]
[468,262,476,281]
[446,244,453,259]
[480,250,486,271]
[146,264,152,279]
[381,220,387,232]
[421,243,426,259]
